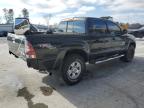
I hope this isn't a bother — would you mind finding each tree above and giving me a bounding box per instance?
[22,8,29,18]
[3,8,14,24]
[0,16,2,24]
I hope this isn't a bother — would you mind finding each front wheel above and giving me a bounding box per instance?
[120,45,135,62]
[61,54,86,85]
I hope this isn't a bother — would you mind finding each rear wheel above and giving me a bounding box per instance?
[120,45,135,62]
[61,54,86,85]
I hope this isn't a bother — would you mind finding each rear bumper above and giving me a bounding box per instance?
[27,58,56,71]
[9,51,56,71]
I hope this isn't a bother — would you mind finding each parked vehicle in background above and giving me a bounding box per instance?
[128,27,144,38]
[33,24,48,32]
[0,24,13,37]
[0,31,7,37]
[7,17,136,85]
[120,23,128,33]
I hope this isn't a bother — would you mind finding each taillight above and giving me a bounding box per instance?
[25,41,36,58]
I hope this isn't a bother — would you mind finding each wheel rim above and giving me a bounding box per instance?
[67,61,82,80]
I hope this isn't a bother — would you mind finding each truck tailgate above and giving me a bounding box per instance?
[7,33,26,60]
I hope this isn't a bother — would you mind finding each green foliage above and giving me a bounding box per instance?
[22,8,29,18]
[3,8,14,24]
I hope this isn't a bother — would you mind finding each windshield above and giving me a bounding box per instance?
[15,18,29,29]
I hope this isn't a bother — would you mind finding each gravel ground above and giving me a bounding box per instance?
[0,37,144,108]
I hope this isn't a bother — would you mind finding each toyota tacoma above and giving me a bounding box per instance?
[7,17,136,85]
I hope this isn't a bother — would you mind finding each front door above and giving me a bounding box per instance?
[106,20,126,54]
[87,18,112,60]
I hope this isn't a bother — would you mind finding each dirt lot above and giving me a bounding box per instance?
[0,37,144,108]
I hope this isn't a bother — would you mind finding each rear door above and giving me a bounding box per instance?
[106,21,126,53]
[87,18,112,59]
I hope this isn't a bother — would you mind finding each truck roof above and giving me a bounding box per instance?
[62,17,109,22]
[62,17,86,21]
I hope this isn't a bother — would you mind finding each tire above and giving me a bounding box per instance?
[61,54,86,85]
[120,45,135,62]
[3,31,7,37]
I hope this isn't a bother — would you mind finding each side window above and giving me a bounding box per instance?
[58,21,67,32]
[73,20,85,33]
[57,20,85,33]
[107,21,121,36]
[88,19,107,35]
[67,21,73,33]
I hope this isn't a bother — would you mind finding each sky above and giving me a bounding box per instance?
[0,0,144,25]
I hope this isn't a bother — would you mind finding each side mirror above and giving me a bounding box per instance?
[122,30,128,34]
[14,18,30,35]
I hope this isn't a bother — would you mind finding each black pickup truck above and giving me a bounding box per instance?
[7,17,136,85]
